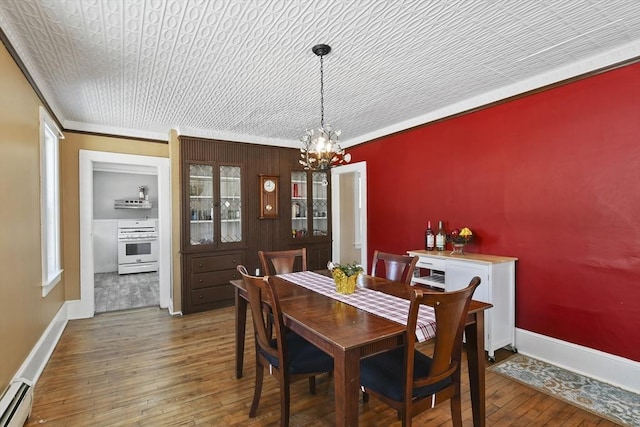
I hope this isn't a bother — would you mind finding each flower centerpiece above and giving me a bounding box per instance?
[327,261,363,294]
[448,227,473,255]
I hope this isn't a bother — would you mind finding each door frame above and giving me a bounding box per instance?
[71,150,172,319]
[331,161,368,273]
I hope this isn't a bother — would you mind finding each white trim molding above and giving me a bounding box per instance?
[515,328,640,393]
[331,161,368,273]
[12,303,68,384]
[77,150,172,319]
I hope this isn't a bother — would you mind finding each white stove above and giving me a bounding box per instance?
[117,220,158,274]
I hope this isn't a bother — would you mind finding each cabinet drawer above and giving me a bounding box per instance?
[191,284,235,306]
[191,268,241,290]
[191,253,242,273]
[416,257,446,271]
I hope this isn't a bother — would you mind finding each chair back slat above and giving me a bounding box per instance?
[259,248,307,275]
[371,250,418,284]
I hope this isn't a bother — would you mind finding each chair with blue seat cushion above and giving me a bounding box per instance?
[360,277,480,427]
[237,265,333,427]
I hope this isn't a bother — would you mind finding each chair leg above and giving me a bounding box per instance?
[401,402,410,426]
[249,362,264,417]
[308,376,316,394]
[362,390,369,403]
[280,378,290,427]
[450,393,463,427]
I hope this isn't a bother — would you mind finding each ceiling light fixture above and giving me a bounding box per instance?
[299,44,350,171]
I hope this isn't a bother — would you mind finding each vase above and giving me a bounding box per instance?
[333,272,359,294]
[450,243,466,255]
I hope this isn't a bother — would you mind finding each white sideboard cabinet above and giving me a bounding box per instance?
[407,249,518,360]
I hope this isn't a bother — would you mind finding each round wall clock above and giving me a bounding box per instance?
[263,179,276,193]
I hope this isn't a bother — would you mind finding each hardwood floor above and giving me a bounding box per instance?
[27,307,618,426]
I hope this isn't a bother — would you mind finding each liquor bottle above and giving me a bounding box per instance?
[425,221,435,251]
[435,220,446,251]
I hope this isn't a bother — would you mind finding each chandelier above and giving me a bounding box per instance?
[299,44,351,170]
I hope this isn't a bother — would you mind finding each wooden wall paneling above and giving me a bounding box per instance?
[179,136,333,311]
[245,144,283,274]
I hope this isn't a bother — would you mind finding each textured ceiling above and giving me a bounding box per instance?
[1,1,639,148]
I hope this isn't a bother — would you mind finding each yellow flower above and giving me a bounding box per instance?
[459,227,473,237]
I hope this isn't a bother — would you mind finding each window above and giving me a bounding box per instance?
[40,107,64,296]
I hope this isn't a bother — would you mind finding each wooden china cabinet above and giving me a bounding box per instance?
[181,140,245,314]
[179,137,334,313]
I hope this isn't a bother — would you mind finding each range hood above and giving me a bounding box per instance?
[114,198,152,209]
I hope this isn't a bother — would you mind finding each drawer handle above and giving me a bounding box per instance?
[199,279,203,283]
[198,295,204,299]
[232,259,237,264]
[198,263,203,268]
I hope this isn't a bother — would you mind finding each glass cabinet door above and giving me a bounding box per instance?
[220,165,242,243]
[186,162,243,249]
[189,164,214,246]
[311,171,329,237]
[291,170,329,239]
[291,171,308,238]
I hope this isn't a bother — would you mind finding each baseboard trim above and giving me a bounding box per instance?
[66,298,92,320]
[515,328,640,393]
[13,302,69,384]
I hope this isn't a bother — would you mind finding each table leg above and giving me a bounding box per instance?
[333,348,361,427]
[235,288,247,379]
[465,312,486,427]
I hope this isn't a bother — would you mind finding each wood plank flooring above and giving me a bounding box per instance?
[26,307,619,426]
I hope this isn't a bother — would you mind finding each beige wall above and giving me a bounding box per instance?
[0,42,174,389]
[61,133,168,301]
[0,44,65,388]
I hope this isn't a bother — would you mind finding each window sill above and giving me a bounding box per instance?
[42,269,63,297]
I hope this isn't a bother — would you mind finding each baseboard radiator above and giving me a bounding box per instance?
[0,380,32,427]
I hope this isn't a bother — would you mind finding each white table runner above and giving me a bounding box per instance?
[277,271,436,342]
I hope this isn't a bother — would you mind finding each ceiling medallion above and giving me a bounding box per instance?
[299,44,351,171]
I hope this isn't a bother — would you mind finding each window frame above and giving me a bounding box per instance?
[39,107,64,297]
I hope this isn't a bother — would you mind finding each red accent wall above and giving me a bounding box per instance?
[349,63,640,361]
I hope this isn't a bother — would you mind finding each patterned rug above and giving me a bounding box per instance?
[489,354,640,426]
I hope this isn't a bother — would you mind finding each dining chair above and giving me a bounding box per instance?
[258,248,307,275]
[371,250,419,284]
[237,265,333,427]
[360,276,481,427]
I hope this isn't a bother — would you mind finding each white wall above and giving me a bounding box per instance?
[93,171,159,219]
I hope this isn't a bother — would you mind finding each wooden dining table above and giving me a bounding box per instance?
[231,272,492,427]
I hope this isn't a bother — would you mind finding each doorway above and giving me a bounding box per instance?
[73,150,172,319]
[331,161,368,273]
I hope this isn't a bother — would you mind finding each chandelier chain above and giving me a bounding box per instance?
[320,53,325,128]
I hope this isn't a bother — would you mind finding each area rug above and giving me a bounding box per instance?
[489,354,640,426]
